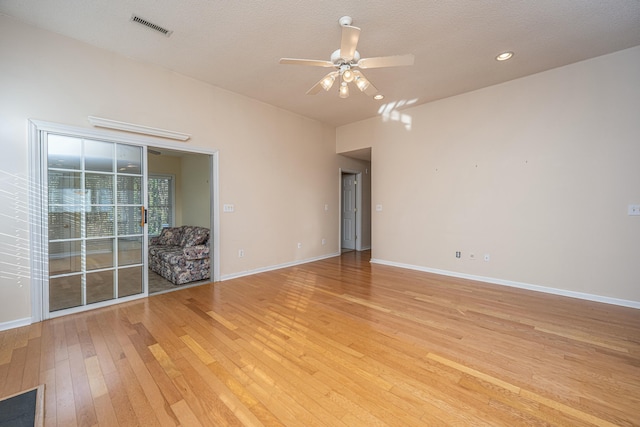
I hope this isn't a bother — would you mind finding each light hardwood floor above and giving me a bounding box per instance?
[1,250,639,426]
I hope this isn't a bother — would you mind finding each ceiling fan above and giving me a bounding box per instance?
[279,16,414,99]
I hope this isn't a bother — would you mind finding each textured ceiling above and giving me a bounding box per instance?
[1,1,640,127]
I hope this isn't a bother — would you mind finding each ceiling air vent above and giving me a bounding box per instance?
[130,15,173,37]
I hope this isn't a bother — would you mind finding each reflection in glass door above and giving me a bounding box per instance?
[47,134,145,312]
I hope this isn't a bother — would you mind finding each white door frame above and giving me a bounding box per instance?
[338,168,363,252]
[28,119,220,322]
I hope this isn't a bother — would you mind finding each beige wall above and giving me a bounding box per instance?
[147,152,212,228]
[337,46,640,304]
[181,153,210,228]
[0,16,360,325]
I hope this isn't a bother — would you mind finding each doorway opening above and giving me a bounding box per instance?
[146,147,214,294]
[340,169,366,253]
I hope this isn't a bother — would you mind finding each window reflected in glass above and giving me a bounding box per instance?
[116,144,141,174]
[47,134,81,170]
[117,206,142,236]
[48,211,81,240]
[86,173,114,205]
[86,207,114,237]
[85,140,114,172]
[117,175,142,205]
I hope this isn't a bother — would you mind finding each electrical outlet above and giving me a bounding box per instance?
[297,243,302,249]
[484,254,490,262]
[238,249,244,258]
[455,251,461,258]
[322,238,326,245]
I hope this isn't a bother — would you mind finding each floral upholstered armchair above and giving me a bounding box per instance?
[148,226,210,285]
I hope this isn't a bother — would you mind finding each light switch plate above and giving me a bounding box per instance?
[223,204,234,213]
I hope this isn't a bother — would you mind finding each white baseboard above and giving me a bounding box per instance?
[370,258,640,310]
[0,317,31,332]
[221,252,341,281]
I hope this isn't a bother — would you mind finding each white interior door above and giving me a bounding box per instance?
[46,134,146,314]
[341,173,356,250]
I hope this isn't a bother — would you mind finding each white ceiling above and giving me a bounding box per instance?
[2,1,640,127]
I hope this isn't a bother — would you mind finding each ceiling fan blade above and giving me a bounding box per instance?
[306,71,339,95]
[340,25,361,61]
[364,80,378,96]
[353,70,378,96]
[357,54,415,69]
[279,58,335,67]
[306,81,325,95]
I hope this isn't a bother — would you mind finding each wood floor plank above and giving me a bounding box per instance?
[42,367,57,426]
[21,336,42,390]
[121,341,178,426]
[170,399,203,427]
[55,356,78,426]
[0,328,17,366]
[68,342,98,427]
[170,355,243,426]
[1,250,640,426]
[3,344,27,397]
[103,370,138,427]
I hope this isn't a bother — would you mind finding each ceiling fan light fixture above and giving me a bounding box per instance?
[320,74,336,91]
[339,82,349,98]
[342,67,355,83]
[374,94,384,100]
[354,75,370,92]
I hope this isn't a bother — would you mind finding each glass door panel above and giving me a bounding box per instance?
[47,135,145,313]
[118,237,142,265]
[86,238,114,270]
[118,266,143,298]
[86,270,115,304]
[116,144,141,174]
[49,241,81,275]
[85,140,114,172]
[47,134,81,170]
[49,275,82,312]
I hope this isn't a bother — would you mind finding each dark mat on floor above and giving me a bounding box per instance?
[0,385,44,427]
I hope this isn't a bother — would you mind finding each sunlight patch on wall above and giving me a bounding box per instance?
[378,98,418,130]
[0,169,32,285]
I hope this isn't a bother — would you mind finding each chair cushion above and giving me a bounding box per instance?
[180,226,209,247]
[157,227,182,246]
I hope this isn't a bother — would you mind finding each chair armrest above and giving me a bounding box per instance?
[149,236,161,246]
[183,245,210,260]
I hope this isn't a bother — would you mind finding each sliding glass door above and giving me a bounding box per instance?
[47,134,145,313]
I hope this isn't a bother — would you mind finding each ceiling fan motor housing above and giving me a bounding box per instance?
[338,16,353,27]
[331,49,361,65]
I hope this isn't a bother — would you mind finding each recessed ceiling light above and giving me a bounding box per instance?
[496,51,514,61]
[374,94,384,100]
